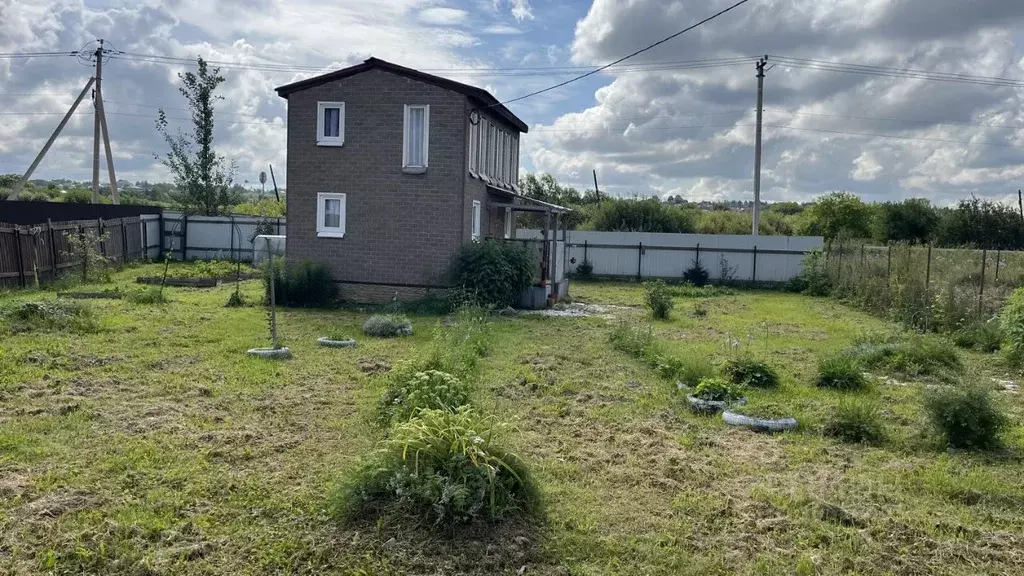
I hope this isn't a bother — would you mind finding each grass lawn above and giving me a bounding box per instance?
[2,269,1023,575]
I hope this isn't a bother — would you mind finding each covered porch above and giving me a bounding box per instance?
[487,186,572,308]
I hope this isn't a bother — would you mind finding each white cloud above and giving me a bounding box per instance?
[418,7,469,26]
[482,23,522,35]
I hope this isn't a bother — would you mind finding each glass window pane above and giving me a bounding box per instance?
[324,108,340,138]
[408,107,425,166]
[323,198,341,228]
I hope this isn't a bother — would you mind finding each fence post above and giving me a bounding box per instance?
[979,248,987,316]
[158,212,165,259]
[837,244,843,286]
[121,219,128,263]
[925,245,932,290]
[230,215,236,262]
[78,224,87,282]
[13,227,26,288]
[181,214,188,261]
[637,241,643,281]
[47,219,58,281]
[860,243,865,274]
[141,218,148,261]
[695,242,701,267]
[583,240,588,264]
[97,218,106,258]
[995,249,1001,283]
[751,245,758,283]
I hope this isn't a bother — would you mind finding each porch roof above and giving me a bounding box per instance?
[486,184,573,214]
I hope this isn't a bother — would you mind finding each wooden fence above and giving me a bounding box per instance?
[0,217,147,290]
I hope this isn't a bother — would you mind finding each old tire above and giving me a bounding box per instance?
[247,347,292,359]
[722,410,797,433]
[318,337,357,348]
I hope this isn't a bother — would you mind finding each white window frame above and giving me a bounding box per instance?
[468,119,478,175]
[511,135,519,185]
[472,200,482,241]
[316,102,345,147]
[489,125,498,178]
[316,192,346,238]
[403,104,430,171]
[504,207,512,239]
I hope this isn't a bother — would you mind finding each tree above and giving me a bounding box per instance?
[519,173,587,228]
[586,197,696,233]
[934,196,1024,249]
[872,198,937,244]
[157,57,241,216]
[799,191,874,241]
[767,201,804,215]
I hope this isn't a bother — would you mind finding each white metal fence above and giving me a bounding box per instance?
[516,229,823,284]
[141,212,286,262]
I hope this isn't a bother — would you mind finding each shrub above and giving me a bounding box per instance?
[952,319,1000,353]
[609,320,654,358]
[62,229,113,283]
[788,250,831,296]
[823,399,886,444]
[126,287,168,304]
[693,377,745,402]
[1,300,99,334]
[225,290,245,308]
[815,354,868,390]
[377,370,471,428]
[848,333,961,378]
[682,259,710,287]
[647,349,714,386]
[451,241,537,308]
[1000,287,1024,367]
[644,280,674,320]
[722,357,780,388]
[575,259,594,279]
[263,258,338,307]
[923,384,1007,450]
[329,407,539,526]
[363,314,413,338]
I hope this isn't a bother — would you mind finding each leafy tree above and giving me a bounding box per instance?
[519,173,588,228]
[799,191,874,240]
[767,201,804,215]
[587,197,696,233]
[157,57,241,216]
[872,198,937,244]
[695,210,749,234]
[934,196,1024,249]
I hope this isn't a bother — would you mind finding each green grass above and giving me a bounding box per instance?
[0,270,1022,575]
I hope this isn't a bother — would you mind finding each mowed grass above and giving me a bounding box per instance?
[1,270,1023,575]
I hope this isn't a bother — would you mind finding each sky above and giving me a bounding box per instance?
[1,0,1024,206]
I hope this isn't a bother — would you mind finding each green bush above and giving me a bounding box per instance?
[126,287,168,304]
[923,384,1007,450]
[377,370,471,428]
[1,300,100,334]
[788,250,832,296]
[329,407,539,526]
[225,290,245,308]
[644,280,674,320]
[363,314,413,338]
[952,319,1000,353]
[451,241,537,308]
[575,259,594,279]
[693,377,745,402]
[682,259,710,287]
[646,348,714,386]
[1000,287,1024,367]
[263,258,338,307]
[815,354,868,390]
[722,357,780,388]
[609,320,654,358]
[848,333,960,378]
[822,399,886,444]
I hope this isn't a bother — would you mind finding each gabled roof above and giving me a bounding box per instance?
[274,57,528,133]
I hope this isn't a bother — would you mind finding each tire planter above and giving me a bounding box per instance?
[687,395,746,415]
[318,337,357,348]
[722,410,798,433]
[247,347,292,359]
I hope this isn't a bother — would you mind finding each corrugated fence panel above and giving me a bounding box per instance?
[518,229,823,283]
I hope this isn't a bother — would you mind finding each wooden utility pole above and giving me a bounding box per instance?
[593,169,601,202]
[752,55,767,236]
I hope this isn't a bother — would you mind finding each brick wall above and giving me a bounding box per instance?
[285,69,468,291]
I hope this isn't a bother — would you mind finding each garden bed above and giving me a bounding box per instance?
[135,276,218,288]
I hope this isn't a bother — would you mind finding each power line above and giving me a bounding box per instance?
[774,108,1024,130]
[771,54,1024,88]
[486,0,754,107]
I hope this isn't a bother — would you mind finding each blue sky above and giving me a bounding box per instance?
[2,0,1024,206]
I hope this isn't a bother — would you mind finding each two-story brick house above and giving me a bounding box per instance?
[275,57,569,303]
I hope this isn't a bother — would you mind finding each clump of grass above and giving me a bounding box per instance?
[815,354,868,390]
[1000,287,1024,366]
[387,308,491,381]
[644,280,674,320]
[848,332,961,378]
[126,286,168,304]
[324,331,354,342]
[647,347,715,386]
[363,314,413,338]
[674,284,736,298]
[822,399,886,444]
[951,319,1000,353]
[1,300,100,334]
[609,319,654,358]
[225,290,245,308]
[377,370,471,428]
[729,400,793,420]
[923,384,1007,451]
[722,357,780,388]
[693,377,745,402]
[329,407,539,526]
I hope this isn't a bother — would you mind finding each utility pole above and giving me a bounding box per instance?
[593,169,601,202]
[752,55,767,236]
[6,39,118,203]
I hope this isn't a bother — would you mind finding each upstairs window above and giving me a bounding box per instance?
[468,119,479,174]
[504,207,512,239]
[403,104,430,171]
[317,102,344,146]
[317,192,346,238]
[472,200,481,241]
